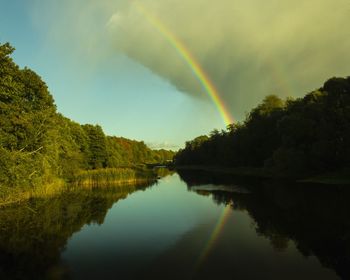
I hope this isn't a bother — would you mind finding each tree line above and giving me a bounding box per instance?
[175,76,350,178]
[0,43,174,190]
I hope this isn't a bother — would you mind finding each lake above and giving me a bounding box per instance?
[0,169,348,279]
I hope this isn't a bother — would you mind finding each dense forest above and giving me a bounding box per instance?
[0,43,174,192]
[175,77,350,178]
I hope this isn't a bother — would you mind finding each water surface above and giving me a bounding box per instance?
[0,171,348,279]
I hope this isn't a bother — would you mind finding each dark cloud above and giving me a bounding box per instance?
[108,0,350,119]
[32,0,350,120]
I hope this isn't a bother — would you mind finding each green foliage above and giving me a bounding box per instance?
[54,115,89,178]
[106,136,175,167]
[175,79,350,178]
[0,42,175,196]
[0,43,57,188]
[82,124,108,169]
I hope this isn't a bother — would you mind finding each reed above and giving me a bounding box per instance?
[73,167,157,188]
[0,178,66,207]
[0,167,157,207]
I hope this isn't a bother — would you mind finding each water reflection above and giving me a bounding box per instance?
[0,170,348,279]
[178,169,350,279]
[0,183,154,280]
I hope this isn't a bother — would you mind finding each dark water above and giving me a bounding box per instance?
[0,170,349,279]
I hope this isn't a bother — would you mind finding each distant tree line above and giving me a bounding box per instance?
[0,43,174,189]
[175,77,350,177]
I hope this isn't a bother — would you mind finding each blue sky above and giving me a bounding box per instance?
[0,0,226,150]
[1,0,349,149]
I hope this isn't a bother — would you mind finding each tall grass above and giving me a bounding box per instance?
[72,167,157,188]
[0,178,66,207]
[0,167,157,207]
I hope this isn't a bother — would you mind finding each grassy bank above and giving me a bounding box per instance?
[73,167,157,187]
[0,167,157,207]
[0,178,66,207]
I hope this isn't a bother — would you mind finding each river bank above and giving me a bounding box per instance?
[175,165,350,185]
[0,167,158,207]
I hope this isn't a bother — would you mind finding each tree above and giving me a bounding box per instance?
[82,124,108,169]
[175,77,350,177]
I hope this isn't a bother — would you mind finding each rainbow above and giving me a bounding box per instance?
[133,1,234,270]
[194,205,232,270]
[133,1,234,126]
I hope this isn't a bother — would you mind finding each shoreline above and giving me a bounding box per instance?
[0,168,158,207]
[175,165,350,185]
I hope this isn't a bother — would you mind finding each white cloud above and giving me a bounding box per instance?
[146,141,179,151]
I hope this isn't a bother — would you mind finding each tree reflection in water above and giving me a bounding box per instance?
[0,182,154,280]
[0,170,348,280]
[178,169,350,279]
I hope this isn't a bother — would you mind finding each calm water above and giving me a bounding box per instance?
[0,170,349,279]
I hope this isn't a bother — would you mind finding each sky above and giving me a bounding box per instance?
[1,0,350,149]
